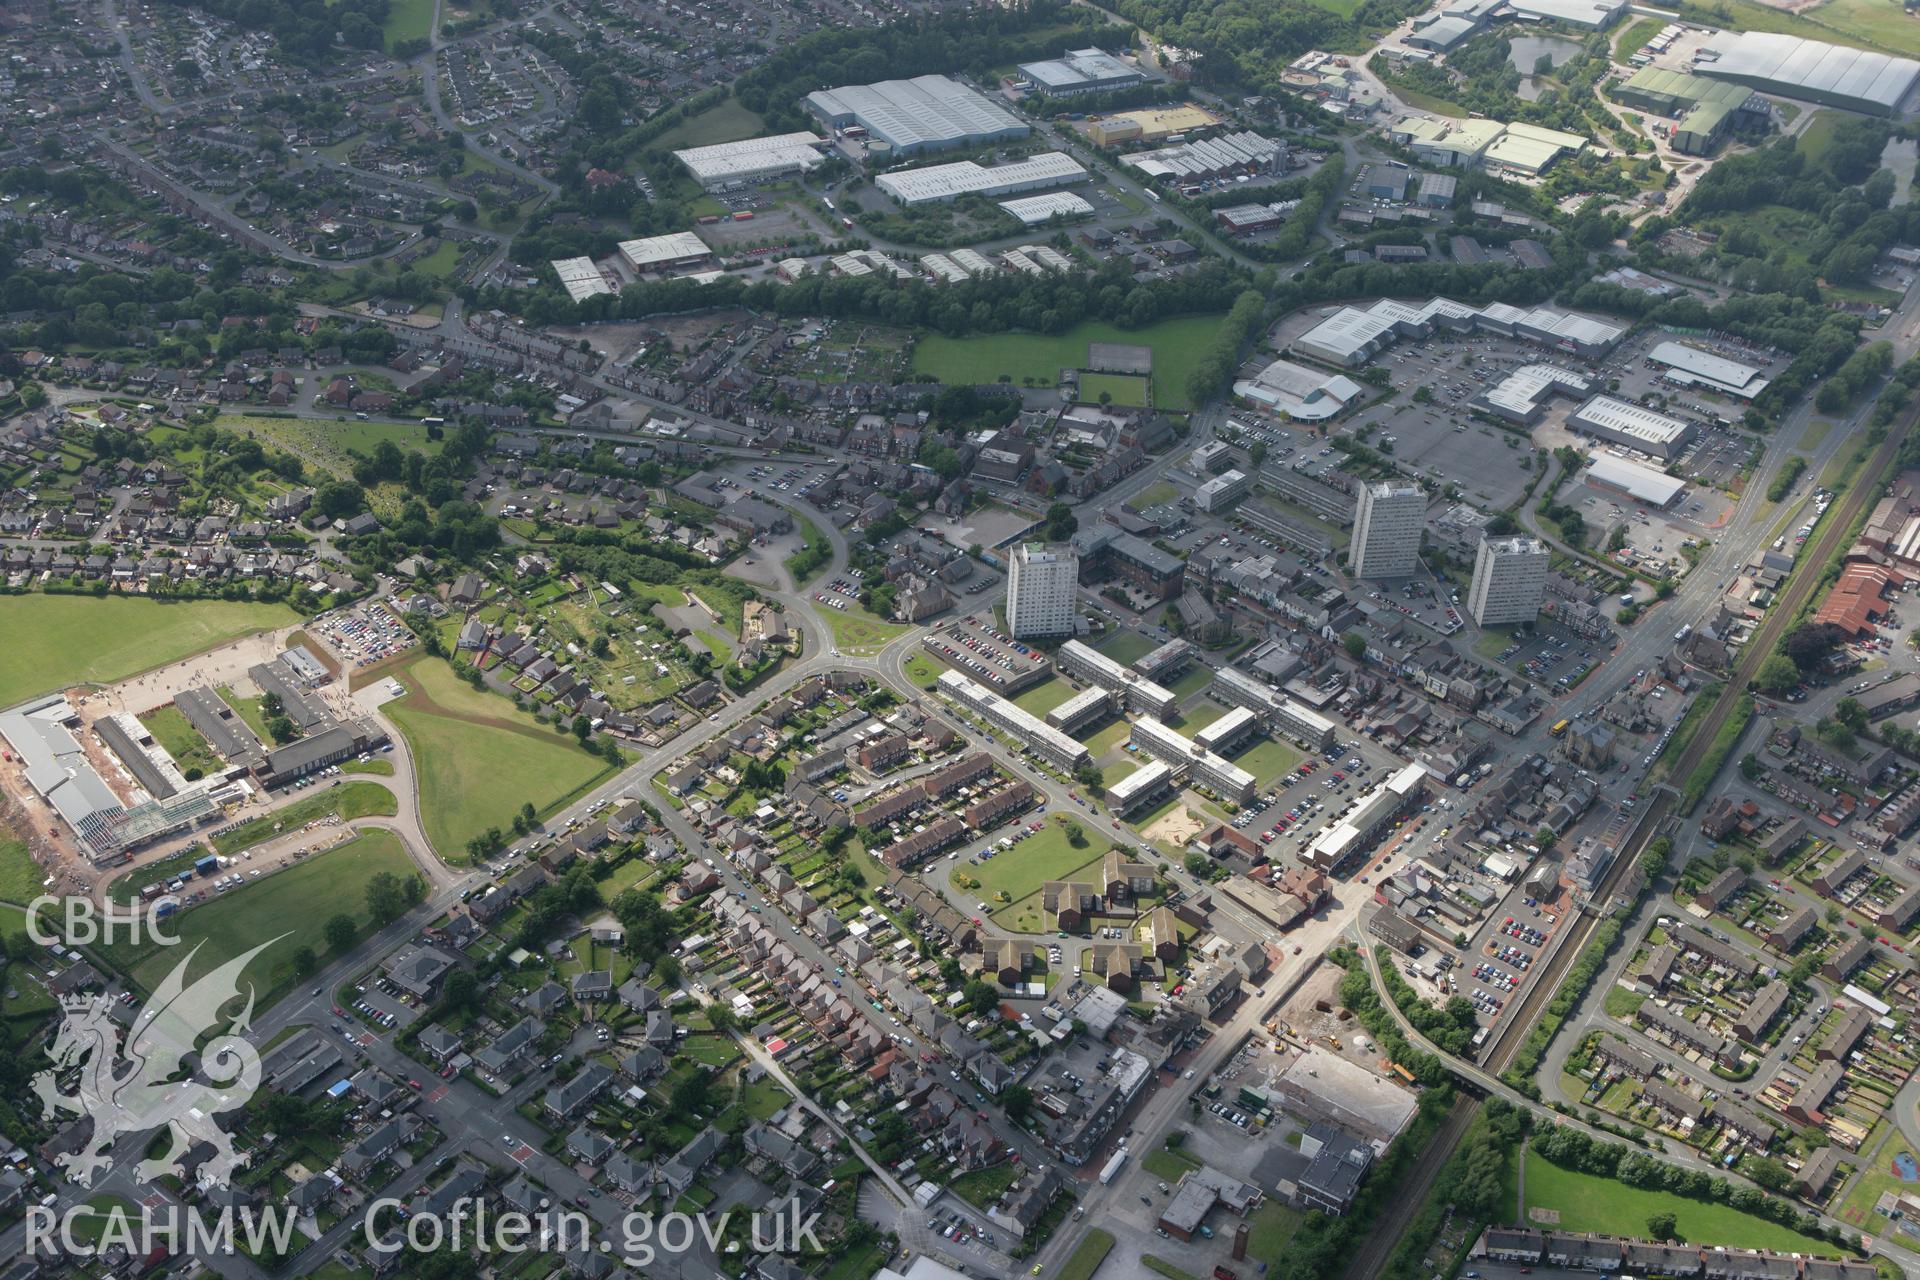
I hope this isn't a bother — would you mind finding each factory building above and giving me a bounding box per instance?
[1568,396,1698,461]
[1647,341,1770,400]
[1694,32,1920,117]
[1610,68,1760,155]
[674,133,828,189]
[1121,132,1286,184]
[617,232,715,275]
[1018,48,1149,95]
[1233,360,1364,422]
[805,75,1030,155]
[551,257,614,302]
[1290,296,1626,367]
[876,152,1087,206]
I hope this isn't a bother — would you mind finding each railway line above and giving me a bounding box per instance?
[1350,407,1915,1275]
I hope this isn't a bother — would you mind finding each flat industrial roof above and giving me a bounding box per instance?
[1583,453,1688,505]
[551,257,613,302]
[1571,395,1694,447]
[1019,48,1145,90]
[1481,363,1590,417]
[1648,340,1769,397]
[877,152,1085,203]
[1698,31,1920,114]
[617,231,713,269]
[672,132,826,184]
[999,191,1095,224]
[806,74,1027,151]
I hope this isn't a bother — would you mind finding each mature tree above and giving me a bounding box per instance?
[963,978,998,1016]
[1755,653,1802,695]
[1343,632,1367,660]
[291,947,317,979]
[324,913,357,953]
[365,872,409,925]
[1002,1084,1033,1122]
[1647,1211,1678,1242]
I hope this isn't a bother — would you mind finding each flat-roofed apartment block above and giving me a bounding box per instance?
[1134,639,1195,683]
[1130,717,1256,804]
[1046,686,1116,735]
[1073,526,1186,601]
[1107,759,1175,816]
[1210,666,1337,750]
[1194,706,1260,756]
[1058,639,1177,719]
[936,669,1090,769]
[1351,481,1425,579]
[1194,468,1252,513]
[1007,543,1080,639]
[1467,535,1548,626]
[805,74,1029,155]
[1568,395,1698,461]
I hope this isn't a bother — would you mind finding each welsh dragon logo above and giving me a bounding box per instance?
[33,938,282,1190]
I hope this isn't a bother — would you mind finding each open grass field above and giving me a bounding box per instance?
[101,830,414,1003]
[822,605,907,656]
[1012,678,1077,716]
[1082,718,1132,756]
[1230,736,1304,788]
[1802,0,1920,56]
[912,314,1226,413]
[1795,110,1847,164]
[410,239,464,280]
[387,656,623,858]
[903,651,946,688]
[382,0,436,48]
[1095,629,1157,664]
[1059,1229,1115,1280]
[1613,15,1663,59]
[213,782,398,855]
[0,596,296,706]
[0,840,39,906]
[1079,372,1151,408]
[214,414,441,479]
[958,817,1102,906]
[137,704,222,777]
[644,97,771,154]
[1524,1150,1844,1253]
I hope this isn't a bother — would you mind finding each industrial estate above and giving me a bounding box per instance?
[10,0,1920,1278]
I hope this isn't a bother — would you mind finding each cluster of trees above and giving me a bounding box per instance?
[1108,0,1426,90]
[1755,623,1843,696]
[1503,916,1623,1094]
[1372,949,1481,1055]
[1531,1124,1853,1248]
[1186,288,1266,406]
[735,1,1131,130]
[1375,32,1620,142]
[154,0,395,63]
[500,250,1255,343]
[1379,1099,1526,1280]
[1818,341,1893,415]
[1766,456,1806,503]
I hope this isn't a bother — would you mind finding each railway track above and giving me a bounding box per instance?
[1353,408,1915,1274]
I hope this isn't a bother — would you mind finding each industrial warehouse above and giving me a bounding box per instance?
[1017,47,1149,95]
[1647,341,1772,400]
[1609,67,1761,155]
[616,231,715,275]
[1290,297,1628,367]
[1567,396,1698,461]
[1694,32,1920,116]
[673,132,828,189]
[804,74,1029,155]
[1120,132,1288,183]
[875,152,1088,205]
[550,256,614,302]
